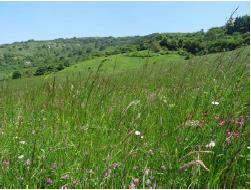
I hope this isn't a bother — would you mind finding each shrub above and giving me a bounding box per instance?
[12,71,21,79]
[34,67,47,76]
[56,64,65,71]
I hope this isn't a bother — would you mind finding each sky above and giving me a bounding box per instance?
[0,1,249,44]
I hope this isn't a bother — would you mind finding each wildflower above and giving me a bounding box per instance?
[18,155,24,159]
[32,130,36,135]
[19,141,26,145]
[160,165,166,171]
[226,129,232,138]
[2,159,9,167]
[112,163,119,169]
[149,149,154,155]
[103,168,111,178]
[72,180,79,186]
[128,183,135,189]
[24,159,31,166]
[225,129,240,145]
[144,168,150,176]
[205,140,216,148]
[61,174,69,180]
[47,178,53,185]
[146,179,152,187]
[140,135,144,139]
[233,130,240,138]
[135,130,141,136]
[132,178,140,186]
[212,101,219,105]
[235,116,244,128]
[218,119,225,126]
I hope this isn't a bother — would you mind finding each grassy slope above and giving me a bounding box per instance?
[0,47,249,188]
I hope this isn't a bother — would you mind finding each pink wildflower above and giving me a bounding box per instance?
[47,178,53,185]
[128,183,135,189]
[103,168,111,178]
[61,174,69,180]
[218,119,225,126]
[2,159,9,167]
[133,178,140,186]
[233,130,240,138]
[235,116,244,128]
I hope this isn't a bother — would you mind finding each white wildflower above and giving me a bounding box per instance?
[18,155,24,159]
[19,141,26,145]
[24,159,31,166]
[205,140,216,148]
[212,101,219,105]
[144,168,150,176]
[135,130,141,136]
[146,179,152,186]
[140,136,144,139]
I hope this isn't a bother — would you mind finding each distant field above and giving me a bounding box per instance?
[0,47,249,188]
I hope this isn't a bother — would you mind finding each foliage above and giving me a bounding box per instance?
[12,70,21,79]
[0,15,249,80]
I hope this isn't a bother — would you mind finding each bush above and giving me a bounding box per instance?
[34,67,48,76]
[56,64,65,71]
[12,71,21,79]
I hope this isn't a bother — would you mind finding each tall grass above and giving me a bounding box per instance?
[0,47,249,188]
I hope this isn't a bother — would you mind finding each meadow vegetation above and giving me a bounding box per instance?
[0,45,249,188]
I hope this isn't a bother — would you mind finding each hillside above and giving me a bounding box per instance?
[0,15,249,80]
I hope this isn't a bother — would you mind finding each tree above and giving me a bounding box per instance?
[234,15,250,33]
[226,15,250,34]
[183,40,205,54]
[150,41,161,52]
[205,27,225,41]
[160,38,178,51]
[12,71,21,79]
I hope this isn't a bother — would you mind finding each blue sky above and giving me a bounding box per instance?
[0,1,249,44]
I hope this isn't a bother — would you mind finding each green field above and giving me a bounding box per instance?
[0,47,249,188]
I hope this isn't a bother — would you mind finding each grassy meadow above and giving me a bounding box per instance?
[0,47,250,188]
